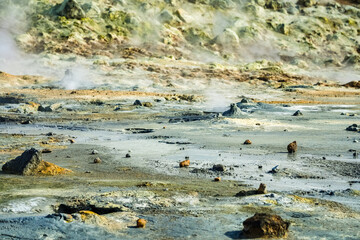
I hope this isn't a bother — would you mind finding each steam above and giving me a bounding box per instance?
[59,67,95,90]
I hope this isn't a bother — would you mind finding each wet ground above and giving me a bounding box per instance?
[0,59,360,239]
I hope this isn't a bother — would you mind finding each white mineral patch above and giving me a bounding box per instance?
[1,197,47,214]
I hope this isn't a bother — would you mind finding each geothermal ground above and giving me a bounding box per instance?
[1,0,360,239]
[0,56,359,240]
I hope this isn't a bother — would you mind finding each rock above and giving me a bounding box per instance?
[212,164,226,172]
[142,102,153,107]
[94,157,101,164]
[2,148,41,175]
[293,110,303,116]
[2,148,71,176]
[242,213,290,238]
[287,141,297,153]
[214,28,240,47]
[276,24,290,35]
[343,81,360,89]
[346,124,360,132]
[133,100,142,106]
[91,150,98,154]
[20,119,32,124]
[159,10,173,23]
[52,0,86,19]
[175,8,192,23]
[297,0,317,7]
[137,218,147,228]
[69,139,75,143]
[222,103,243,117]
[38,103,62,112]
[41,148,52,153]
[244,139,252,145]
[179,159,190,167]
[257,183,267,194]
[214,177,221,182]
[125,153,131,158]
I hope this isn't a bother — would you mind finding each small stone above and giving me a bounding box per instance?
[287,141,297,153]
[243,213,290,238]
[142,102,153,107]
[214,177,221,182]
[244,139,252,145]
[257,183,267,194]
[293,110,303,116]
[20,120,32,124]
[92,150,98,154]
[212,164,226,172]
[133,100,142,106]
[94,157,101,164]
[42,149,52,153]
[258,165,263,169]
[137,218,147,228]
[125,153,131,158]
[179,159,190,167]
[69,139,75,144]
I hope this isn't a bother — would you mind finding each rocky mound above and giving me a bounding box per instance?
[222,103,244,117]
[2,148,72,176]
[2,0,359,67]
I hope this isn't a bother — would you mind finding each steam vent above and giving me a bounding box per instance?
[0,0,360,239]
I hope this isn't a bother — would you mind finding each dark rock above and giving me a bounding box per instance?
[42,148,52,153]
[125,153,131,158]
[133,100,142,106]
[244,139,252,145]
[297,0,317,7]
[52,0,86,19]
[212,164,226,172]
[242,213,290,238]
[293,110,303,116]
[257,183,267,194]
[222,103,243,117]
[287,141,297,153]
[346,124,360,132]
[2,148,42,175]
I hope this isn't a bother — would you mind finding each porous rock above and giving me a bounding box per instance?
[242,213,290,238]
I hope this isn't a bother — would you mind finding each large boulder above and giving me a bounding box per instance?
[52,0,86,19]
[242,213,290,238]
[2,148,71,176]
[2,148,41,175]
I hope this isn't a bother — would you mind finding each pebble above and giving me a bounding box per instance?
[92,150,99,154]
[137,218,147,228]
[94,157,101,163]
[125,153,131,158]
